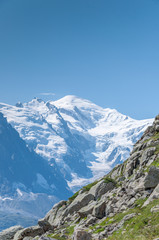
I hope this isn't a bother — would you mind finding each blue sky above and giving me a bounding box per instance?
[0,0,159,119]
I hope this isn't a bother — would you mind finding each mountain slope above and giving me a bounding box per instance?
[0,96,153,190]
[0,113,71,230]
[7,114,159,240]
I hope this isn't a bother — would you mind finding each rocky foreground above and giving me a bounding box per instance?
[1,115,159,240]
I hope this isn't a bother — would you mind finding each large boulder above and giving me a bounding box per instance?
[89,180,115,200]
[72,228,91,240]
[44,200,67,226]
[13,225,43,240]
[144,166,159,189]
[92,200,106,219]
[124,151,142,178]
[38,218,53,231]
[0,225,23,240]
[143,183,159,207]
[140,147,156,166]
[78,201,96,218]
[63,192,94,216]
[105,201,115,217]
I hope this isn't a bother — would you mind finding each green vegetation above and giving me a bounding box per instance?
[93,227,105,233]
[103,177,116,185]
[81,176,116,193]
[155,144,159,154]
[47,233,66,240]
[144,131,159,144]
[82,180,98,192]
[68,180,100,201]
[47,225,74,239]
[134,198,148,207]
[47,196,159,240]
[89,197,159,239]
[66,225,75,235]
[107,199,159,240]
[153,132,159,141]
[151,157,159,168]
[68,191,79,202]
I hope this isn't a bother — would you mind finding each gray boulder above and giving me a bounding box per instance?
[85,216,97,226]
[151,205,159,213]
[78,201,96,218]
[63,192,94,216]
[105,201,114,217]
[140,147,156,166]
[144,166,159,189]
[143,183,159,206]
[44,201,67,226]
[125,151,141,178]
[38,218,53,231]
[72,228,91,240]
[0,225,23,240]
[89,180,115,200]
[92,200,106,219]
[13,225,43,240]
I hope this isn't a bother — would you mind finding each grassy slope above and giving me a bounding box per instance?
[48,132,159,240]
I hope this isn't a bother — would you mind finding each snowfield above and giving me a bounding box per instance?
[0,95,153,191]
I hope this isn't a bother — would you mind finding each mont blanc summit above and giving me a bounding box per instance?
[0,95,153,190]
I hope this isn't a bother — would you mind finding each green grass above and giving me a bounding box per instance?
[93,227,105,233]
[82,181,98,192]
[151,157,159,168]
[47,233,66,240]
[107,199,159,240]
[144,132,159,144]
[134,198,148,207]
[48,198,159,240]
[68,191,79,202]
[155,144,159,154]
[153,132,159,141]
[103,177,116,185]
[66,225,75,235]
[47,226,74,239]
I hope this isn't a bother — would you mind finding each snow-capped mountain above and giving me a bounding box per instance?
[0,95,153,191]
[0,113,71,230]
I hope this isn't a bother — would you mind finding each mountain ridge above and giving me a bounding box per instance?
[0,96,153,191]
[3,113,159,240]
[0,113,72,231]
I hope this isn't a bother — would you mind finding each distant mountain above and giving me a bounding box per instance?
[0,113,71,230]
[0,95,153,191]
[3,115,159,240]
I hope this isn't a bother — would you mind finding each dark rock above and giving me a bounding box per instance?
[144,166,159,189]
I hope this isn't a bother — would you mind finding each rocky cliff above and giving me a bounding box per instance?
[1,114,159,240]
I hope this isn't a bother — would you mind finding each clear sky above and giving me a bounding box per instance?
[0,0,159,119]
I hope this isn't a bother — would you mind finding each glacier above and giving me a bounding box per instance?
[0,95,153,192]
[0,112,71,230]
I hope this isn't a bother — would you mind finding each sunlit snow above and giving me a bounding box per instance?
[0,95,153,190]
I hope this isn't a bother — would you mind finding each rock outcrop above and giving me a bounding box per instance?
[1,114,159,240]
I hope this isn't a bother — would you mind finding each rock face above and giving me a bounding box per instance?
[1,114,159,240]
[0,226,23,240]
[72,229,91,240]
[144,166,159,189]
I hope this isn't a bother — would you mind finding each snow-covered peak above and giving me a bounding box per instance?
[23,98,46,111]
[0,96,153,191]
[51,95,103,112]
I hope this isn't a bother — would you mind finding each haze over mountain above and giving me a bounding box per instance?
[0,95,153,192]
